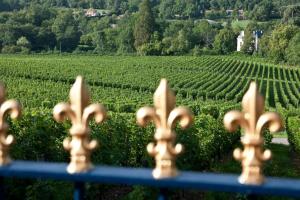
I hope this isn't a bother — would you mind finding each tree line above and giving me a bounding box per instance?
[0,0,297,17]
[0,0,300,65]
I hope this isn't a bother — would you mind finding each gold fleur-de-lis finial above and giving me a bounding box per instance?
[0,83,21,165]
[137,79,193,179]
[224,82,283,184]
[53,76,107,174]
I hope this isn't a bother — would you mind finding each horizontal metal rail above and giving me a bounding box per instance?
[0,161,300,198]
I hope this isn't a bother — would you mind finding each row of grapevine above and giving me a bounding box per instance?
[0,55,299,111]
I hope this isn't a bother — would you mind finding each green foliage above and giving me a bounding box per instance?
[134,0,155,48]
[0,0,298,59]
[213,28,236,54]
[51,10,80,52]
[205,10,226,20]
[250,0,275,21]
[161,20,194,55]
[16,36,31,53]
[263,129,273,146]
[117,20,135,54]
[1,45,21,54]
[286,32,300,65]
[287,116,300,153]
[282,5,300,26]
[193,20,217,48]
[268,24,298,62]
[0,55,299,111]
[137,42,162,56]
[4,109,239,199]
[241,22,259,54]
[158,0,176,19]
[258,34,270,56]
[16,36,31,48]
[162,29,192,55]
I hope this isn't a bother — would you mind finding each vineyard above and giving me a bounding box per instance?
[0,54,299,113]
[0,54,299,199]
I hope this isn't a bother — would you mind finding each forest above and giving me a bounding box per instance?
[0,0,300,64]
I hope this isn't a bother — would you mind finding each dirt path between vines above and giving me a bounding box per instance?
[272,138,289,145]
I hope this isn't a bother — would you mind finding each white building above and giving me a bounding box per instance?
[237,31,245,52]
[85,8,99,17]
[237,30,262,52]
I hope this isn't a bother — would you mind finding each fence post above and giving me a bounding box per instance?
[0,177,4,200]
[157,188,168,200]
[74,182,85,200]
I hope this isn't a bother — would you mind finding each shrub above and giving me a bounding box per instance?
[137,42,162,56]
[5,109,240,199]
[263,129,273,147]
[1,45,21,54]
[286,116,300,152]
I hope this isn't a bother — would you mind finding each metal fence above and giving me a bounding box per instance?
[0,76,298,200]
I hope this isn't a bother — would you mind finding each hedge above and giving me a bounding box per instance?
[287,116,300,153]
[4,109,240,199]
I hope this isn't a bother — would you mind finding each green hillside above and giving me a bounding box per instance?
[0,55,299,113]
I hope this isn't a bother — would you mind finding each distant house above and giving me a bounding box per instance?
[237,30,263,52]
[85,8,99,17]
[226,9,245,20]
[226,9,234,15]
[238,10,245,20]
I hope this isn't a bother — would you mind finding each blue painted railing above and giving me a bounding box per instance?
[1,161,300,199]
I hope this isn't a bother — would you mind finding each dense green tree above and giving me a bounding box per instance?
[93,31,106,53]
[251,0,275,21]
[286,32,300,65]
[0,24,18,46]
[183,0,199,18]
[0,1,8,11]
[51,10,80,51]
[128,0,142,12]
[0,0,297,14]
[163,29,191,55]
[0,0,299,57]
[282,5,300,26]
[258,34,270,56]
[16,36,30,48]
[213,27,236,54]
[35,23,56,51]
[117,26,135,53]
[117,14,135,53]
[162,20,194,54]
[159,0,175,19]
[241,22,259,54]
[26,4,53,26]
[173,29,192,53]
[193,20,217,48]
[137,31,162,55]
[268,24,298,62]
[16,36,31,53]
[79,34,94,47]
[103,28,118,52]
[210,0,220,10]
[134,0,155,48]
